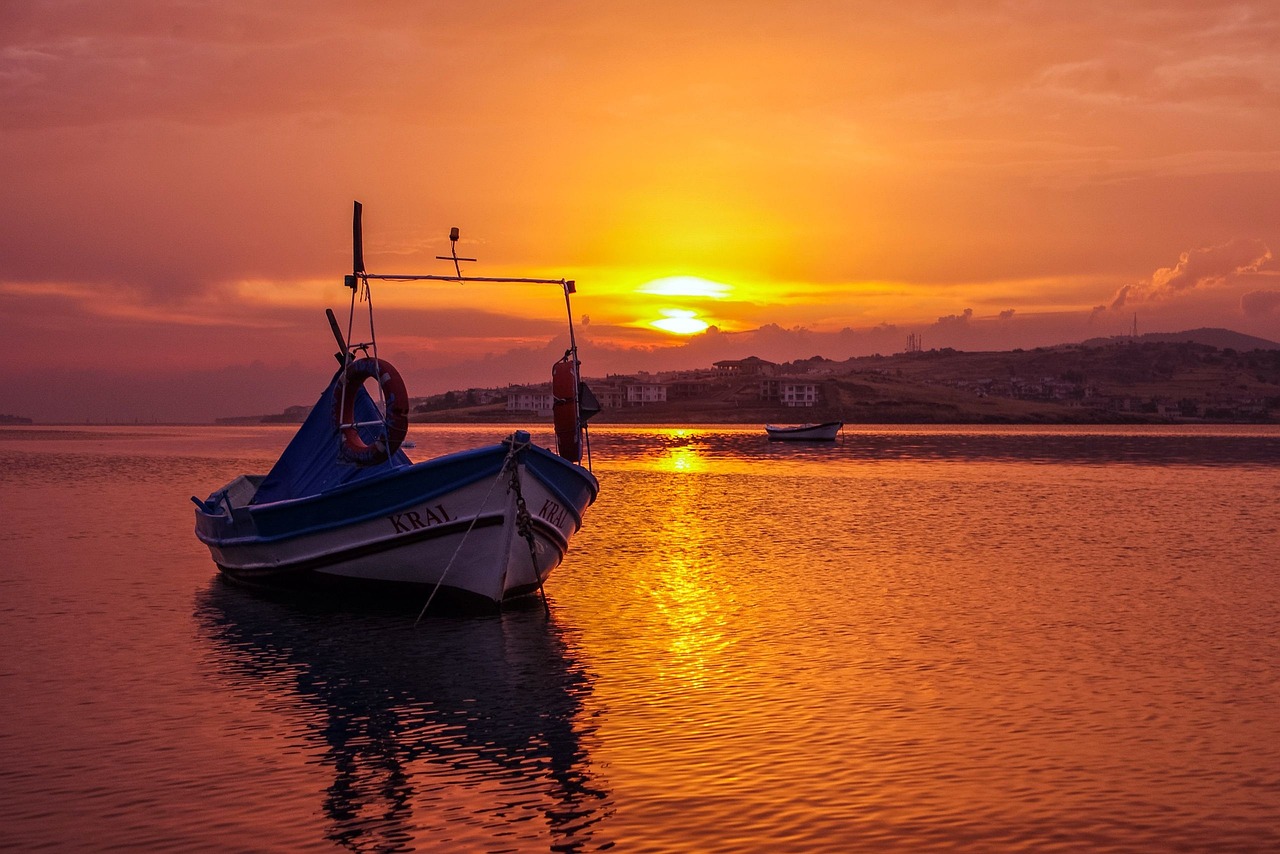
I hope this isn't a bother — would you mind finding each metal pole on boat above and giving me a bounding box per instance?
[559,280,592,469]
[326,308,348,358]
[352,200,365,278]
[561,280,578,355]
[334,202,365,441]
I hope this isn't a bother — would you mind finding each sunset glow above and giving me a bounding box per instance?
[2,2,1279,421]
[638,277,732,299]
[651,310,710,335]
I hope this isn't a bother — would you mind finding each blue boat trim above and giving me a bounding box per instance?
[197,504,501,550]
[226,442,599,544]
[197,454,595,551]
[218,515,509,576]
[522,452,598,529]
[528,516,571,553]
[209,512,570,577]
[246,446,511,539]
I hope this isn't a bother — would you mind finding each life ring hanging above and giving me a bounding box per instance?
[552,356,582,463]
[335,357,409,465]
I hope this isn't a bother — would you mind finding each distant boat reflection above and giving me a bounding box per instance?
[194,582,611,852]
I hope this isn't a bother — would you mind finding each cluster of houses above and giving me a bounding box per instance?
[447,349,1277,422]
[504,357,822,416]
[946,376,1273,420]
[951,376,1095,403]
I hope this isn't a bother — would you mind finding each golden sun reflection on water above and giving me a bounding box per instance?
[653,444,706,475]
[637,431,731,690]
[648,518,730,690]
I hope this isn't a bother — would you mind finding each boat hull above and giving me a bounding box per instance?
[195,438,598,607]
[765,421,843,441]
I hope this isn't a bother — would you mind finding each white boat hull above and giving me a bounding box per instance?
[195,437,597,608]
[765,421,843,441]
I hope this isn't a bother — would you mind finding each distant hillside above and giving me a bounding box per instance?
[411,340,1280,425]
[224,329,1280,425]
[1080,327,1280,351]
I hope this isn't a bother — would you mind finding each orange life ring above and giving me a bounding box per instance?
[334,357,409,465]
[552,357,582,463]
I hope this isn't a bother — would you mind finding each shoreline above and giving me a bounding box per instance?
[6,414,1278,429]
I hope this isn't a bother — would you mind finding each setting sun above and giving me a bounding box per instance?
[651,309,709,335]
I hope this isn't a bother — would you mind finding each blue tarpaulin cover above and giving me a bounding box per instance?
[250,371,412,505]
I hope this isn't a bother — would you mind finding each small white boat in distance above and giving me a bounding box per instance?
[765,421,843,441]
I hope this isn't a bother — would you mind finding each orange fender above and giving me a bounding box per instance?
[552,358,581,463]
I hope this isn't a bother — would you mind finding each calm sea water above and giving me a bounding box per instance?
[1,423,1278,852]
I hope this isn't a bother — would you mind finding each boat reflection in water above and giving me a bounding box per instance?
[194,582,611,851]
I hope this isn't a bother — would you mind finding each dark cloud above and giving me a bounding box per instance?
[1110,284,1131,310]
[934,308,973,326]
[1240,289,1280,317]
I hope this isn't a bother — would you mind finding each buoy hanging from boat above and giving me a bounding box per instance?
[552,355,582,463]
[335,357,409,465]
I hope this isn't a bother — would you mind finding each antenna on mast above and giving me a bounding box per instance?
[436,227,477,280]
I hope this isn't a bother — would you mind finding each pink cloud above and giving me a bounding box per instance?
[1151,238,1271,294]
[1110,238,1272,307]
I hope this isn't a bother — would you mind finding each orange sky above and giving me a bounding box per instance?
[3,1,1279,421]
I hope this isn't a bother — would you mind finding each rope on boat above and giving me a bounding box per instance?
[337,274,393,463]
[413,439,525,625]
[507,444,551,616]
[337,277,358,437]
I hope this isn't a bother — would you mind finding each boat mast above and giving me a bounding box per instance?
[344,202,578,339]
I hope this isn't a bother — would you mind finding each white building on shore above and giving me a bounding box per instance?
[505,387,555,416]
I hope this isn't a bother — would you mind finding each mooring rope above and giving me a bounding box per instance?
[507,447,551,615]
[413,440,523,625]
[337,275,394,464]
[336,276,360,442]
[359,278,392,460]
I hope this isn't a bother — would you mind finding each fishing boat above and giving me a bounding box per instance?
[193,203,599,610]
[765,421,843,441]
